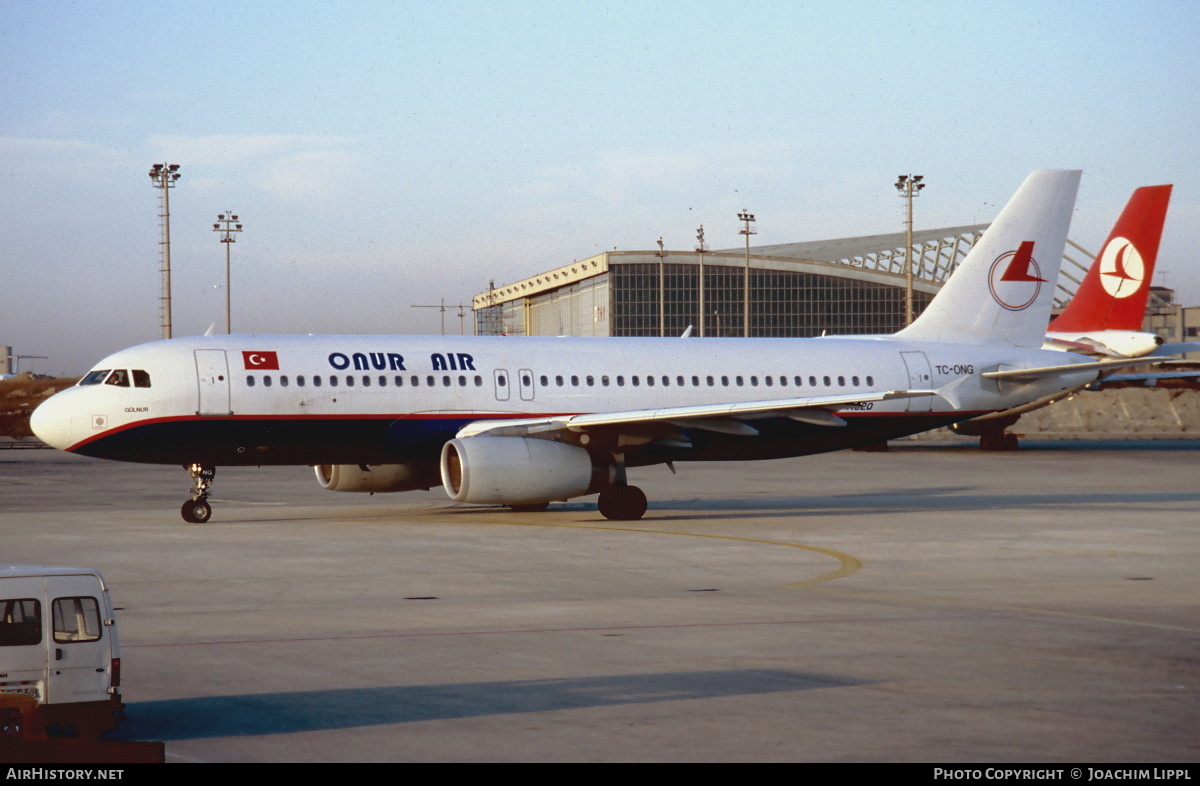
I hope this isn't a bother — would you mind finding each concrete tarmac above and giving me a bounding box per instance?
[2,444,1198,762]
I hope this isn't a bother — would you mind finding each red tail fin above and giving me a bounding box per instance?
[1049,184,1172,332]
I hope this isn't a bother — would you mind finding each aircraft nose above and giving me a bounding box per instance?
[30,390,78,450]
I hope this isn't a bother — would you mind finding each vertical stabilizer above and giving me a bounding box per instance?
[1048,184,1172,332]
[896,169,1081,346]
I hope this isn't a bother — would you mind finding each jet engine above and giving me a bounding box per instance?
[440,436,602,505]
[314,463,441,493]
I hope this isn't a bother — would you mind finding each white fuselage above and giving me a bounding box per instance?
[32,332,1097,468]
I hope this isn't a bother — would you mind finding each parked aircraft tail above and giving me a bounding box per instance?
[1049,184,1172,333]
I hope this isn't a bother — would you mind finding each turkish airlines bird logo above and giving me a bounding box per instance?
[1098,237,1145,300]
[987,241,1045,311]
[242,351,280,370]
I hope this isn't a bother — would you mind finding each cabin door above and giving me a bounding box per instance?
[900,351,934,412]
[194,349,232,416]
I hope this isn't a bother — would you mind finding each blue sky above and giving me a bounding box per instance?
[3,0,1199,374]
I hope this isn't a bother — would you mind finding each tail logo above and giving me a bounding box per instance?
[988,241,1045,311]
[1098,237,1145,299]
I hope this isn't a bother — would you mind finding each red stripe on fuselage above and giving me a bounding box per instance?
[63,409,994,454]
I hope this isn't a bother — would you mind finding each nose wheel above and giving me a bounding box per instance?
[181,464,216,524]
[181,497,212,524]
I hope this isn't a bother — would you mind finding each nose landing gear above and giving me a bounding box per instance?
[181,464,216,523]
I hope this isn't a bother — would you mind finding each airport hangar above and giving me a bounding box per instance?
[470,224,1196,346]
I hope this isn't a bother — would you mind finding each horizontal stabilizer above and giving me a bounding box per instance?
[1095,371,1200,387]
[1153,342,1200,356]
[982,357,1173,382]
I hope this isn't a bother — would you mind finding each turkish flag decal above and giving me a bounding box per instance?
[242,351,280,370]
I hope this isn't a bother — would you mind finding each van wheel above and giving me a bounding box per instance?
[181,498,212,524]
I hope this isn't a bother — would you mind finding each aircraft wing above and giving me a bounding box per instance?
[456,389,943,440]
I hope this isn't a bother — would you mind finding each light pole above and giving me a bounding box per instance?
[212,212,243,333]
[738,210,756,337]
[895,174,925,326]
[695,225,707,337]
[655,237,667,337]
[411,300,448,335]
[148,163,181,339]
[412,299,470,335]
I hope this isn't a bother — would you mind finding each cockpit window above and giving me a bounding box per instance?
[105,370,130,387]
[80,370,111,386]
[133,370,151,388]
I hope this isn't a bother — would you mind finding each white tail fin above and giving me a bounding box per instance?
[896,169,1081,347]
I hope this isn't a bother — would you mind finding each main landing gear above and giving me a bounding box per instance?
[503,452,650,521]
[597,485,647,521]
[595,451,648,521]
[181,463,216,524]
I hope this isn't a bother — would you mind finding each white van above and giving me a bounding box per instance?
[0,566,123,737]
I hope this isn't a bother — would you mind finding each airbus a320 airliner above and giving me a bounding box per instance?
[32,170,1156,523]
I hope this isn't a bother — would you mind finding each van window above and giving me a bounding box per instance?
[52,597,102,643]
[0,599,41,646]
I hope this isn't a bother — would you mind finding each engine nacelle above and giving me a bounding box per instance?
[1048,330,1164,358]
[440,436,600,505]
[314,463,441,493]
[1091,331,1164,358]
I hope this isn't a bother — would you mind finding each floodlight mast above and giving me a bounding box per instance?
[411,299,470,335]
[212,212,244,333]
[695,225,707,337]
[655,237,667,337]
[148,163,182,339]
[895,174,926,326]
[738,210,756,337]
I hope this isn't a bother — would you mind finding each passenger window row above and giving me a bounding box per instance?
[246,372,876,390]
[246,374,486,389]
[534,373,874,389]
